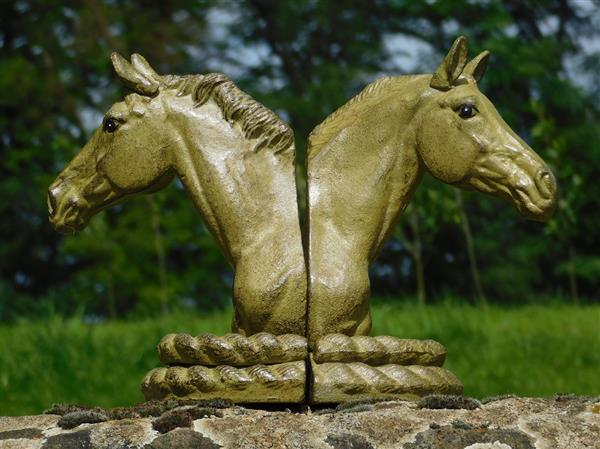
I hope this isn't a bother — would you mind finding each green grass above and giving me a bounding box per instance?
[1,301,599,416]
[372,301,600,401]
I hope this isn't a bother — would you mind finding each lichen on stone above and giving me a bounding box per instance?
[334,397,397,413]
[404,426,535,449]
[418,394,480,410]
[152,406,224,433]
[0,428,43,440]
[45,403,96,416]
[42,429,92,449]
[481,394,518,404]
[451,419,474,430]
[58,410,109,429]
[45,398,234,424]
[325,433,374,449]
[144,428,221,449]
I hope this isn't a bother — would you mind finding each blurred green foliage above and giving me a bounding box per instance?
[2,302,599,415]
[0,0,599,320]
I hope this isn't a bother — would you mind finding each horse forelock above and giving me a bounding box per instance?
[160,73,294,156]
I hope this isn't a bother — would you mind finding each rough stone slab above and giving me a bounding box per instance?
[310,357,463,404]
[89,419,155,449]
[157,332,307,366]
[147,428,220,449]
[141,361,305,403]
[313,334,447,366]
[41,429,91,449]
[0,397,598,448]
[0,415,59,433]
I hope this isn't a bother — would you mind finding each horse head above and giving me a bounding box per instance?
[415,36,557,221]
[48,53,175,233]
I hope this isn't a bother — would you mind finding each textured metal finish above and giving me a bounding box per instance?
[47,37,559,403]
[310,357,463,404]
[158,332,307,366]
[313,334,446,366]
[306,36,558,344]
[47,54,307,337]
[141,361,306,403]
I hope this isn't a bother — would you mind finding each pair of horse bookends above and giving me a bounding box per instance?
[48,37,557,404]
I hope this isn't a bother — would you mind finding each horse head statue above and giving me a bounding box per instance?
[48,53,307,337]
[306,36,558,344]
[48,54,175,234]
[48,38,558,347]
[416,36,556,220]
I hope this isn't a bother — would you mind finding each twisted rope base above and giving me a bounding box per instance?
[157,332,308,366]
[141,361,306,403]
[313,334,447,366]
[141,333,463,404]
[310,357,463,404]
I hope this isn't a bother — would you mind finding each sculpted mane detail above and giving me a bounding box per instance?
[167,73,294,155]
[47,41,560,404]
[306,36,557,346]
[307,76,397,164]
[49,53,308,337]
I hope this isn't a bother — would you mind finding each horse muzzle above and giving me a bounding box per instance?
[48,180,90,234]
[492,167,557,222]
[518,168,557,221]
[461,154,558,223]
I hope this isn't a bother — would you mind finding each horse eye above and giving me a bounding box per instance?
[457,104,475,119]
[103,117,118,133]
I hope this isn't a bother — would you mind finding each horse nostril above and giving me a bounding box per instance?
[537,171,556,199]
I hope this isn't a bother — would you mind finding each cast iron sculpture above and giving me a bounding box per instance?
[48,36,557,404]
[306,36,557,344]
[47,53,307,338]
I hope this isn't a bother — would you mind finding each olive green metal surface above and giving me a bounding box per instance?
[142,361,306,403]
[157,332,307,366]
[306,36,556,345]
[49,36,557,404]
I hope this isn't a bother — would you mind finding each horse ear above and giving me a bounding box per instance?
[131,53,161,83]
[463,50,490,83]
[110,52,159,96]
[430,35,468,90]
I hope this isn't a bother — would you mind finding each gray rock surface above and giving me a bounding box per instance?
[0,396,598,449]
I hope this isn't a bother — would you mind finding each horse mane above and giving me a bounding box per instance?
[307,76,398,164]
[163,73,294,155]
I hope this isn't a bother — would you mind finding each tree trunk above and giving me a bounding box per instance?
[454,190,487,306]
[395,208,427,306]
[567,243,579,304]
[147,196,169,314]
[409,210,427,306]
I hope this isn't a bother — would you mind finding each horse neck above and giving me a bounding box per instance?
[308,76,428,263]
[169,99,302,265]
